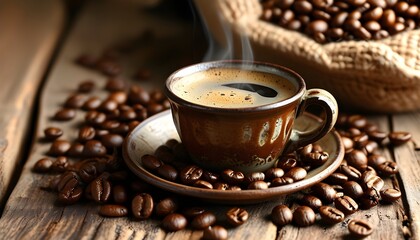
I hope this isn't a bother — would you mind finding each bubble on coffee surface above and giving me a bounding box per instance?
[172,68,295,108]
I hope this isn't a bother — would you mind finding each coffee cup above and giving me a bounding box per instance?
[164,60,338,173]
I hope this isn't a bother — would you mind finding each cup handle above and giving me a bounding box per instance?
[284,89,338,153]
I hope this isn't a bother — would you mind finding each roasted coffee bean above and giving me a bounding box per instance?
[346,150,368,171]
[155,197,179,217]
[112,184,128,203]
[276,157,297,171]
[54,108,76,121]
[303,151,329,167]
[182,207,207,219]
[51,156,69,173]
[78,161,101,183]
[128,86,150,105]
[247,180,269,190]
[156,164,178,181]
[339,164,362,181]
[57,172,82,204]
[161,213,187,232]
[367,154,387,167]
[141,154,163,171]
[226,207,249,227]
[105,78,126,91]
[98,99,118,113]
[193,180,213,189]
[299,195,323,211]
[48,139,71,156]
[180,165,203,185]
[76,54,96,68]
[265,168,284,180]
[376,160,398,176]
[132,193,154,219]
[64,94,86,109]
[78,126,96,143]
[319,206,345,224]
[284,167,307,181]
[202,225,228,240]
[44,127,63,140]
[85,111,106,126]
[154,145,175,164]
[147,103,165,115]
[33,157,54,173]
[324,172,348,185]
[101,134,124,148]
[360,188,381,209]
[191,211,217,230]
[343,181,364,199]
[78,80,95,93]
[348,219,373,238]
[293,206,316,227]
[83,140,107,157]
[271,177,294,187]
[312,183,337,203]
[380,188,401,203]
[341,136,354,153]
[334,195,358,215]
[367,130,387,143]
[203,171,219,183]
[363,141,379,155]
[90,174,111,203]
[362,175,384,191]
[227,185,242,191]
[221,169,245,185]
[388,131,411,146]
[271,205,293,226]
[244,172,265,184]
[82,97,102,110]
[97,60,122,76]
[213,182,229,190]
[99,204,128,217]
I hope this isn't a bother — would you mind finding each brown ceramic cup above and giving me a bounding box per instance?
[164,60,338,173]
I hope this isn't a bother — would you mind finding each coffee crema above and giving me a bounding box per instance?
[171,67,296,108]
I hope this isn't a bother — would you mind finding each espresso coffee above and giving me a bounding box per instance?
[171,67,296,108]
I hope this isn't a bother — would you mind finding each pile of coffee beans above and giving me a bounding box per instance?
[140,140,330,191]
[270,113,409,238]
[260,0,420,43]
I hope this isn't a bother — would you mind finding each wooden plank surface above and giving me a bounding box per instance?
[0,0,418,239]
[0,0,64,205]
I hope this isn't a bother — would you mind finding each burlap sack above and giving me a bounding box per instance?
[195,0,420,113]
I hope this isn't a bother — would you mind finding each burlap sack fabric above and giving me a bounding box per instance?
[195,0,420,113]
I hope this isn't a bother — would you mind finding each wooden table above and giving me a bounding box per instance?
[0,1,419,239]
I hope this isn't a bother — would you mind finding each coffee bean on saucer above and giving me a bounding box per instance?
[293,206,316,227]
[161,213,187,232]
[244,172,265,184]
[190,211,217,230]
[271,177,294,187]
[247,180,269,190]
[141,154,163,171]
[193,180,213,189]
[226,207,249,227]
[348,219,373,238]
[99,204,128,217]
[221,169,245,185]
[180,165,203,185]
[264,168,284,180]
[202,225,228,240]
[284,167,307,181]
[271,205,293,226]
[156,164,178,181]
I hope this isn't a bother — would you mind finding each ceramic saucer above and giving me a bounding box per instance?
[123,110,344,204]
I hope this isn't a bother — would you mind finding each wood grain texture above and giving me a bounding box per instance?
[0,0,64,204]
[0,0,417,239]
